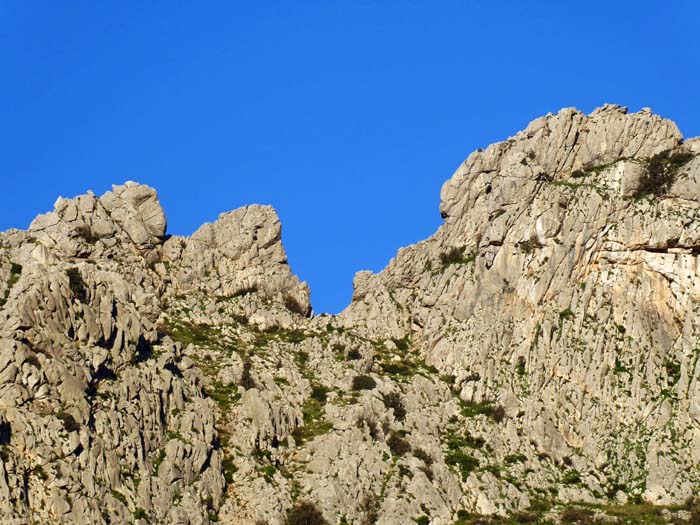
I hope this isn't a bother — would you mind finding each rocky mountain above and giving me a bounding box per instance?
[2,105,700,524]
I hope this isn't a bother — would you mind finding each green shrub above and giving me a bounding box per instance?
[519,236,543,254]
[311,384,329,403]
[392,336,411,351]
[382,392,406,421]
[445,449,479,481]
[634,150,695,199]
[240,361,256,389]
[380,361,413,376]
[461,400,505,423]
[439,247,475,267]
[133,508,148,520]
[285,500,327,525]
[664,359,681,384]
[222,457,237,483]
[559,308,574,320]
[352,375,377,391]
[562,469,582,485]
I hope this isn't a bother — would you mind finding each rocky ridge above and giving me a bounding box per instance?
[2,106,700,524]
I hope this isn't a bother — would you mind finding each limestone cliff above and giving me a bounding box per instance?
[2,106,700,524]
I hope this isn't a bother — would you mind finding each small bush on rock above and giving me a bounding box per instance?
[382,392,406,421]
[285,500,327,525]
[359,493,380,525]
[634,150,695,199]
[240,361,256,389]
[387,432,411,456]
[352,375,376,391]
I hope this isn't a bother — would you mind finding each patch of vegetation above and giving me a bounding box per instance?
[152,449,166,475]
[240,361,256,389]
[352,375,377,391]
[74,224,101,243]
[414,448,434,481]
[67,267,88,303]
[380,361,414,376]
[443,431,480,481]
[439,247,475,268]
[634,150,696,199]
[285,500,328,525]
[358,493,380,525]
[445,448,479,482]
[292,386,333,445]
[231,285,258,298]
[311,384,329,403]
[133,507,148,520]
[204,380,241,412]
[382,392,406,421]
[252,325,309,349]
[356,412,380,440]
[614,358,629,374]
[560,507,593,523]
[562,469,582,485]
[0,263,22,307]
[413,448,433,465]
[460,400,505,423]
[559,308,574,321]
[162,320,224,349]
[387,432,411,457]
[515,356,526,376]
[663,358,681,385]
[392,336,411,352]
[346,347,362,360]
[110,489,127,504]
[504,454,527,464]
[56,411,80,432]
[222,457,237,484]
[518,236,544,254]
[445,432,485,450]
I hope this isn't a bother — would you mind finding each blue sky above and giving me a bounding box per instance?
[2,2,699,313]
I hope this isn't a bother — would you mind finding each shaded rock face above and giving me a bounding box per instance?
[2,105,700,525]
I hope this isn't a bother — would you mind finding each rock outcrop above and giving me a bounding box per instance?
[2,105,700,524]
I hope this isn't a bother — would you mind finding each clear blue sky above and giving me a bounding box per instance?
[2,2,699,313]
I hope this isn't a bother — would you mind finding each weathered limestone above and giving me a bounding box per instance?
[2,105,700,524]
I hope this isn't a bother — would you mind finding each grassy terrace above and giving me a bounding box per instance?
[451,500,700,524]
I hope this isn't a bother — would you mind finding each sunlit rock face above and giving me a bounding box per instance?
[2,105,700,524]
